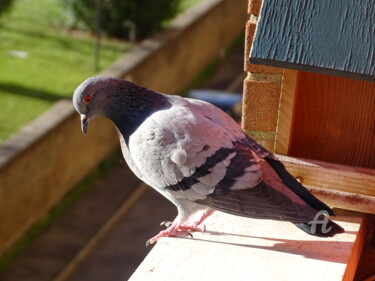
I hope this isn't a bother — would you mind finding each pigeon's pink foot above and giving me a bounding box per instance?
[177,222,204,233]
[177,209,215,232]
[146,221,192,246]
[192,209,215,226]
[147,209,215,246]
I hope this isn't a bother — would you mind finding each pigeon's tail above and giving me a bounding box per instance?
[264,156,335,216]
[293,219,345,237]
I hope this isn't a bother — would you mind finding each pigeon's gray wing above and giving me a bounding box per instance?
[127,97,251,200]
[196,182,318,222]
[190,136,320,222]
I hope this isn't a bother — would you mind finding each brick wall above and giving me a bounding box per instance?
[242,0,283,151]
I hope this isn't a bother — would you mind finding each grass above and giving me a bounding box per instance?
[0,0,132,143]
[0,0,201,144]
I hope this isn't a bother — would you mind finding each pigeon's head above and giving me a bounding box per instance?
[73,76,170,135]
[73,76,124,134]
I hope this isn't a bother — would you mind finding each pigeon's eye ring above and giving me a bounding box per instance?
[83,95,93,104]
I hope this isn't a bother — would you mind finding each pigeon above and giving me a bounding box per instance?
[73,76,345,245]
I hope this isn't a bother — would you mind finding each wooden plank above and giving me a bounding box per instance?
[274,69,298,154]
[249,0,375,81]
[354,215,375,281]
[129,211,364,281]
[342,214,370,281]
[277,154,375,214]
[288,72,375,169]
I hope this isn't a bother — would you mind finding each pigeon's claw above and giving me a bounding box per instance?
[159,221,202,232]
[148,209,215,246]
[146,221,194,246]
[178,222,204,233]
[147,210,216,246]
[160,221,172,227]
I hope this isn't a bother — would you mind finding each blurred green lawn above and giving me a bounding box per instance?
[0,0,132,143]
[0,0,199,143]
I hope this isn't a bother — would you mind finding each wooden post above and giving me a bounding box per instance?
[274,69,298,154]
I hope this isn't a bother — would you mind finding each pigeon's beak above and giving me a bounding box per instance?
[81,114,90,135]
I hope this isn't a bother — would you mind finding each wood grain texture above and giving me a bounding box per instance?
[274,69,298,154]
[354,215,375,281]
[289,72,375,169]
[249,0,375,81]
[277,154,375,214]
[342,215,368,281]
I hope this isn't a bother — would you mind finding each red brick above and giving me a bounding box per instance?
[242,78,281,132]
[248,0,262,15]
[246,63,284,74]
[244,21,256,71]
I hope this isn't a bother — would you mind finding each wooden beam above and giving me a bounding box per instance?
[277,154,375,214]
[353,215,375,280]
[274,69,298,154]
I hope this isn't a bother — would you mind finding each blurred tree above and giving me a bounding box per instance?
[0,0,14,16]
[62,0,181,39]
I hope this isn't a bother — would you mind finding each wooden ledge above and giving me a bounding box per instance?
[129,211,364,281]
[277,154,375,214]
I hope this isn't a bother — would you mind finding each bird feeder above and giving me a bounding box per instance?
[245,0,375,214]
[243,0,374,279]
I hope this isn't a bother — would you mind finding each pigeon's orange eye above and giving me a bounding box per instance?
[83,95,93,104]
